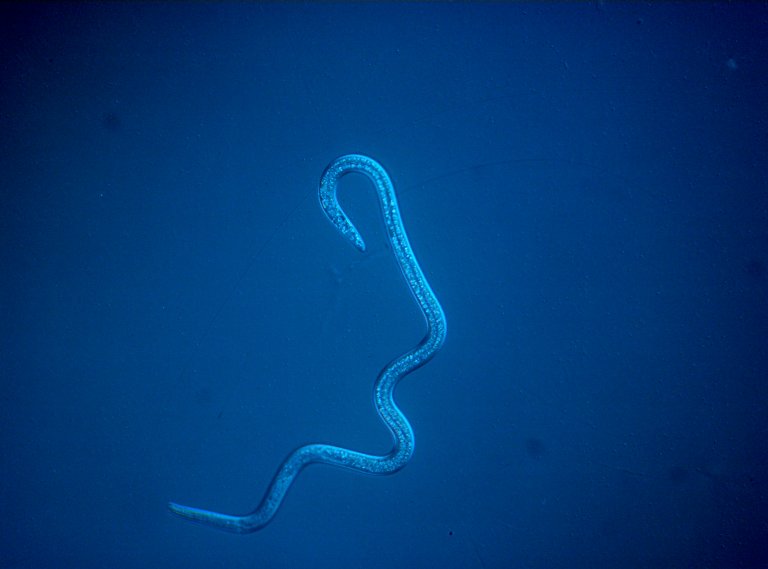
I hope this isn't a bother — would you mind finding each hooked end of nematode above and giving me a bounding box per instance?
[348,229,366,253]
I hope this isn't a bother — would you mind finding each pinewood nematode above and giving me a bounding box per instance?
[169,154,446,533]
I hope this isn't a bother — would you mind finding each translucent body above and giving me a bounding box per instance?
[169,154,447,533]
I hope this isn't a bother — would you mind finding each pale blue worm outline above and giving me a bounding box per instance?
[168,154,447,533]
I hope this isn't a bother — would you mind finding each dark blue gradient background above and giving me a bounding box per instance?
[1,3,766,568]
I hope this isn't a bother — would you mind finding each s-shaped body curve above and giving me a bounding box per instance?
[168,154,447,533]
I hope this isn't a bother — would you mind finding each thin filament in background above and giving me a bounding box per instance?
[169,154,446,533]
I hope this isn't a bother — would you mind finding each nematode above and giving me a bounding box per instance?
[169,154,447,533]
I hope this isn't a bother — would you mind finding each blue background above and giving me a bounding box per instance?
[1,3,766,568]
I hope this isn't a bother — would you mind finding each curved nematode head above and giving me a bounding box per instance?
[318,155,383,253]
[169,154,446,533]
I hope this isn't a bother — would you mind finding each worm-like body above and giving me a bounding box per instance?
[169,155,446,533]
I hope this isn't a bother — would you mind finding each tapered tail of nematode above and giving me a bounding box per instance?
[168,154,447,533]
